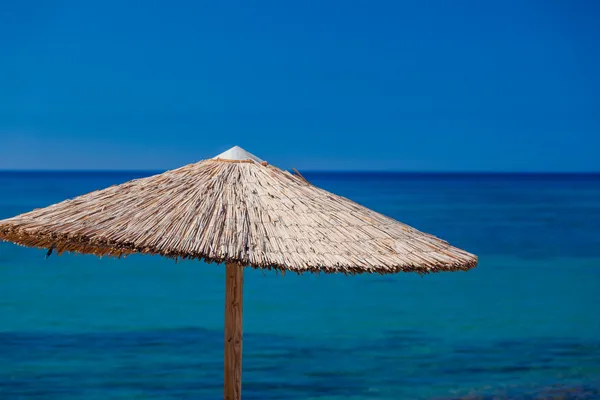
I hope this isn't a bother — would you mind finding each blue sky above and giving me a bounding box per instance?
[1,1,598,171]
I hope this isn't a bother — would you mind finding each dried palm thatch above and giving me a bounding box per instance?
[0,146,476,274]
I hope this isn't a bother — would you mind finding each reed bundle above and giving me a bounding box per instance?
[0,156,476,274]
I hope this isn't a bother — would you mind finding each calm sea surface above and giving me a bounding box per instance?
[1,171,599,399]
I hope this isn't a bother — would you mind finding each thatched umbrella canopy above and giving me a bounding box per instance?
[0,146,477,399]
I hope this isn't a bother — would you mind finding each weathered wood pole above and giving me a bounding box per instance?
[224,262,244,400]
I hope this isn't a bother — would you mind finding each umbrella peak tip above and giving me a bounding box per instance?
[213,146,264,163]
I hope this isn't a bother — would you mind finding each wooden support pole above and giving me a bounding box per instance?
[224,262,243,400]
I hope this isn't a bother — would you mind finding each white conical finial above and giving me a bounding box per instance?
[213,146,263,162]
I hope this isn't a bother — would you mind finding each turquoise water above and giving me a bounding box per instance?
[1,172,599,399]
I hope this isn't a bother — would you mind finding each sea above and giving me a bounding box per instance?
[0,171,599,399]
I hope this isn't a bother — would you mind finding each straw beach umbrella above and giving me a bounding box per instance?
[0,146,477,399]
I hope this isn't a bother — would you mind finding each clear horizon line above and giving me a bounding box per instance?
[1,169,599,175]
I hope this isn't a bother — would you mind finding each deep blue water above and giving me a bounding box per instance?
[1,171,599,399]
